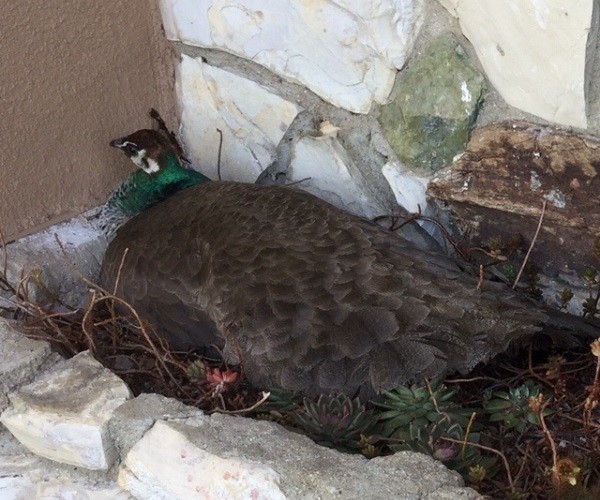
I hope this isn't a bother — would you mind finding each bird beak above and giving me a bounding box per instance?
[109,138,124,148]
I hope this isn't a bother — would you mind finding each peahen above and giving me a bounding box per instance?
[99,114,597,397]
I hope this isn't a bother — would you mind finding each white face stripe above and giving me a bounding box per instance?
[129,148,147,169]
[117,141,161,174]
[143,157,160,174]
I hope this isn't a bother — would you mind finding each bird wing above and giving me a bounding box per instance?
[101,182,544,396]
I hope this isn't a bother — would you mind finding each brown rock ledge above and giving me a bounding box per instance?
[428,121,600,276]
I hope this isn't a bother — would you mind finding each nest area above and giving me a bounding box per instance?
[1,231,600,500]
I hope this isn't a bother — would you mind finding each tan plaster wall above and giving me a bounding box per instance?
[0,0,177,242]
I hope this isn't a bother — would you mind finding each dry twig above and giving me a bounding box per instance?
[216,128,223,181]
[213,391,271,415]
[439,436,514,491]
[512,200,547,290]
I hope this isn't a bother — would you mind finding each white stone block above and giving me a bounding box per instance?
[177,55,300,182]
[0,454,131,499]
[119,420,285,500]
[381,161,428,214]
[162,0,424,113]
[289,134,385,219]
[1,352,132,470]
[437,0,459,17]
[449,0,598,128]
[381,162,443,241]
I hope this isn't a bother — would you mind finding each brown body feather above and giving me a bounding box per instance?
[100,181,544,397]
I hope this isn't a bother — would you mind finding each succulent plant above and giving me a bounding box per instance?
[259,388,300,413]
[582,267,599,286]
[205,367,238,393]
[185,360,238,393]
[583,297,599,317]
[294,393,379,449]
[502,263,518,282]
[555,288,574,310]
[483,380,552,432]
[388,417,496,477]
[372,382,476,438]
[522,262,543,299]
[185,359,208,382]
[371,383,493,478]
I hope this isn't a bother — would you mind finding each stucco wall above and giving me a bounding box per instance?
[0,0,176,242]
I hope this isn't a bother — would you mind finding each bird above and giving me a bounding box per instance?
[99,114,596,398]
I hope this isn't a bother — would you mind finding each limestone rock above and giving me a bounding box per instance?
[0,320,59,413]
[1,212,106,311]
[0,454,131,500]
[120,420,285,500]
[379,33,485,172]
[288,133,386,219]
[441,0,598,128]
[161,0,424,113]
[108,393,204,457]
[119,414,478,499]
[382,161,429,214]
[381,161,444,241]
[177,55,300,182]
[0,450,131,500]
[428,121,600,277]
[1,351,132,470]
[437,0,458,17]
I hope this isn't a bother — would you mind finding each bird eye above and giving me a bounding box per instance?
[125,144,139,156]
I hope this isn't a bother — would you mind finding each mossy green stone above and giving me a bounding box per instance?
[379,33,485,172]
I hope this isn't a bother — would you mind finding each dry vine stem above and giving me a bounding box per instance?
[583,339,600,430]
[93,293,192,397]
[512,199,547,290]
[439,435,515,491]
[284,177,312,187]
[373,209,471,262]
[52,234,192,396]
[214,391,271,415]
[460,412,477,461]
[216,128,223,181]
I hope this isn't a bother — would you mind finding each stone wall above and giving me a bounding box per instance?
[157,0,600,310]
[159,0,599,179]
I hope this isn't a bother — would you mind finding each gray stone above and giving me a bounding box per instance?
[119,414,478,499]
[108,393,204,457]
[379,33,485,172]
[0,320,60,413]
[1,211,106,311]
[1,351,132,470]
[288,130,388,219]
[0,428,131,499]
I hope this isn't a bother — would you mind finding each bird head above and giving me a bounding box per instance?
[110,129,180,175]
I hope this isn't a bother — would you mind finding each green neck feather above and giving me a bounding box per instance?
[101,154,210,240]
